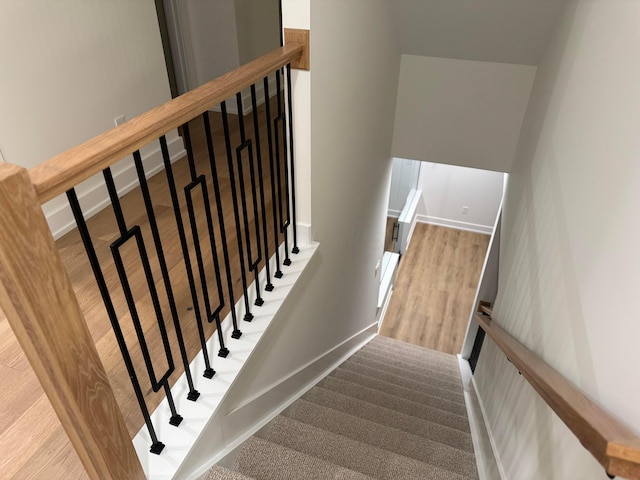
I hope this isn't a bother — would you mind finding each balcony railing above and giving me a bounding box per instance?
[0,40,306,479]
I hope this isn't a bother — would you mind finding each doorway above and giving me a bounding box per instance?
[153,0,282,98]
[379,159,505,354]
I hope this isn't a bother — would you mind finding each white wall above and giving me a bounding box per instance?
[0,1,171,169]
[234,0,280,65]
[392,55,536,173]
[0,1,181,238]
[179,0,241,90]
[417,162,504,234]
[214,0,400,435]
[474,1,640,478]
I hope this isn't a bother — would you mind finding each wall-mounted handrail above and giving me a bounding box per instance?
[476,312,640,479]
[29,45,303,204]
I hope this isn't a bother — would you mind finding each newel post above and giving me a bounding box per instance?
[0,164,145,479]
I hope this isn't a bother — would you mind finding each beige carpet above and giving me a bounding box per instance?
[205,336,478,479]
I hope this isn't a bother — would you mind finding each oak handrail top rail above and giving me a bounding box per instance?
[476,313,640,479]
[29,44,304,204]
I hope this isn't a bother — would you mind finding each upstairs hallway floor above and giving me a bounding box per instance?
[380,223,490,354]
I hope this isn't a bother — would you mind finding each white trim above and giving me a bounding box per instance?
[387,209,401,218]
[296,222,313,248]
[377,286,394,333]
[416,214,493,235]
[397,189,421,254]
[133,241,319,480]
[405,213,418,250]
[377,251,399,309]
[468,373,507,480]
[43,133,185,239]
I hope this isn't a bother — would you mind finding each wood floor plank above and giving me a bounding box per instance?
[380,223,490,354]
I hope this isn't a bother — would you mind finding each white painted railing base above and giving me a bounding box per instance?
[133,240,319,479]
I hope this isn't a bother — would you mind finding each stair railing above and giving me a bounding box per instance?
[476,307,640,479]
[0,37,306,479]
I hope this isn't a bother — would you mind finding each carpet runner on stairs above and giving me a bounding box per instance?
[206,336,478,479]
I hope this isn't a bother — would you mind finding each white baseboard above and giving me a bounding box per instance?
[187,322,378,479]
[463,369,506,480]
[416,214,493,235]
[42,133,185,239]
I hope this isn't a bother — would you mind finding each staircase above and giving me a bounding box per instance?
[206,336,478,479]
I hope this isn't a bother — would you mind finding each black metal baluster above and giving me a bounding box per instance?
[221,101,254,321]
[263,75,283,279]
[235,92,264,306]
[67,188,165,454]
[182,124,229,358]
[133,150,200,401]
[274,69,292,266]
[102,168,183,428]
[285,64,299,254]
[250,82,274,291]
[159,136,215,378]
[202,112,242,339]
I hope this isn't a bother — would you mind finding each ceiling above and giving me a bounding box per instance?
[390,0,569,66]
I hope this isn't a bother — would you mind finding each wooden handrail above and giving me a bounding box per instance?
[29,44,303,203]
[476,313,640,479]
[478,302,493,318]
[0,164,145,479]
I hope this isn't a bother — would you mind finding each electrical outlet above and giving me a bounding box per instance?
[461,206,469,214]
[114,114,126,127]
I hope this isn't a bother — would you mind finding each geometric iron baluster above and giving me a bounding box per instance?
[221,101,255,322]
[234,91,264,306]
[202,111,243,339]
[102,167,183,429]
[274,69,292,267]
[285,63,299,254]
[182,123,229,357]
[66,188,167,455]
[159,136,216,379]
[250,82,274,291]
[263,75,284,279]
[132,150,200,401]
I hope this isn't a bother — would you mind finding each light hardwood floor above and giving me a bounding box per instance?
[379,223,490,354]
[0,99,288,479]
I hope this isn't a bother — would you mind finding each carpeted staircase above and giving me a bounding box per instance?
[206,335,478,479]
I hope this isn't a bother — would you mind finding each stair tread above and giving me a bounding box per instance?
[317,376,470,432]
[233,437,376,480]
[259,415,476,480]
[339,361,466,404]
[367,337,461,366]
[354,347,462,380]
[330,367,467,416]
[346,355,463,392]
[205,465,255,480]
[283,398,478,478]
[370,336,459,357]
[305,384,473,452]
